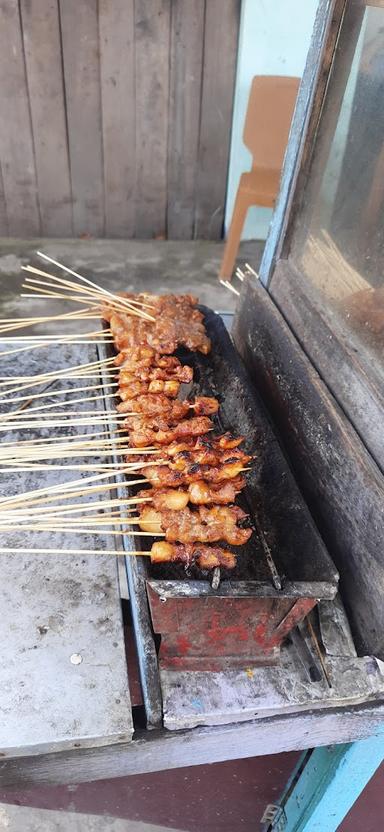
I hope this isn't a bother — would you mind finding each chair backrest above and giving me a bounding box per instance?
[243,76,300,171]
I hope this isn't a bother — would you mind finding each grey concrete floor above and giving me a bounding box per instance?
[0,803,184,832]
[0,239,264,333]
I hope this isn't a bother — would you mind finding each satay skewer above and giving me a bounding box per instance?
[0,392,122,419]
[22,274,154,315]
[35,252,156,321]
[0,357,116,396]
[0,333,114,359]
[0,382,119,405]
[0,547,152,556]
[0,449,155,464]
[0,358,115,390]
[0,525,163,536]
[0,308,101,335]
[0,416,127,428]
[0,444,154,460]
[0,497,151,518]
[24,263,156,311]
[22,280,154,324]
[0,437,153,454]
[0,480,150,511]
[0,469,140,507]
[0,369,119,385]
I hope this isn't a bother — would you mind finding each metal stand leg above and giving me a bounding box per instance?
[262,728,384,831]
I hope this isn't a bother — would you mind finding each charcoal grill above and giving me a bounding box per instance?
[104,307,339,672]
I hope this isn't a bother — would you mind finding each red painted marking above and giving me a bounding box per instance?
[253,622,268,645]
[176,635,191,655]
[207,625,249,643]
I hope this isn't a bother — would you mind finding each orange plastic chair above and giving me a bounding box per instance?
[219,75,300,280]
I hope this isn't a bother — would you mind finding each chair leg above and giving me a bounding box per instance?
[219,187,251,280]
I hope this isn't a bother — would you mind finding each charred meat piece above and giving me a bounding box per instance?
[104,296,211,355]
[166,447,250,470]
[138,504,252,546]
[126,415,214,447]
[136,479,246,512]
[118,395,190,418]
[187,477,246,504]
[117,394,218,418]
[114,345,156,368]
[141,458,247,486]
[150,541,236,570]
[119,378,181,399]
[119,358,193,384]
[137,487,191,511]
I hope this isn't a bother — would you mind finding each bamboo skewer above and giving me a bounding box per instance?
[0,381,118,405]
[0,325,111,339]
[219,279,240,296]
[0,428,116,447]
[0,510,147,525]
[22,282,104,306]
[0,392,122,421]
[0,308,96,324]
[22,267,152,320]
[0,410,126,420]
[0,464,146,472]
[0,441,153,458]
[0,332,114,359]
[0,469,135,506]
[35,252,156,320]
[0,357,116,397]
[0,448,153,463]
[0,479,149,511]
[26,263,156,312]
[0,418,126,431]
[0,435,150,455]
[0,307,101,335]
[0,525,161,536]
[22,272,143,313]
[0,370,118,384]
[0,497,151,518]
[0,547,152,556]
[244,263,259,279]
[21,278,124,313]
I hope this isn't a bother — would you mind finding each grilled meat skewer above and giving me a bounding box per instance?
[150,541,236,570]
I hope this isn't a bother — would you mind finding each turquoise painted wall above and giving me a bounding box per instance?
[225,0,319,241]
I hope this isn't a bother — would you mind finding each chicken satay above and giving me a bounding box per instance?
[118,394,218,418]
[195,432,245,451]
[136,478,246,512]
[142,457,247,486]
[119,359,193,384]
[119,378,181,400]
[109,304,210,355]
[150,541,236,570]
[108,313,151,351]
[163,433,244,459]
[162,505,251,546]
[117,395,190,418]
[138,504,252,546]
[168,446,250,470]
[187,477,246,504]
[126,415,213,447]
[132,446,250,472]
[114,345,156,368]
[137,487,190,511]
[135,482,243,509]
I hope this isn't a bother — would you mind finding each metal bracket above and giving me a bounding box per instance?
[260,803,287,830]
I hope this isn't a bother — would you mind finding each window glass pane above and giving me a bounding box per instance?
[290,1,384,373]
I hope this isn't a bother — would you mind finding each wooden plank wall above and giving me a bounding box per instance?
[0,0,240,239]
